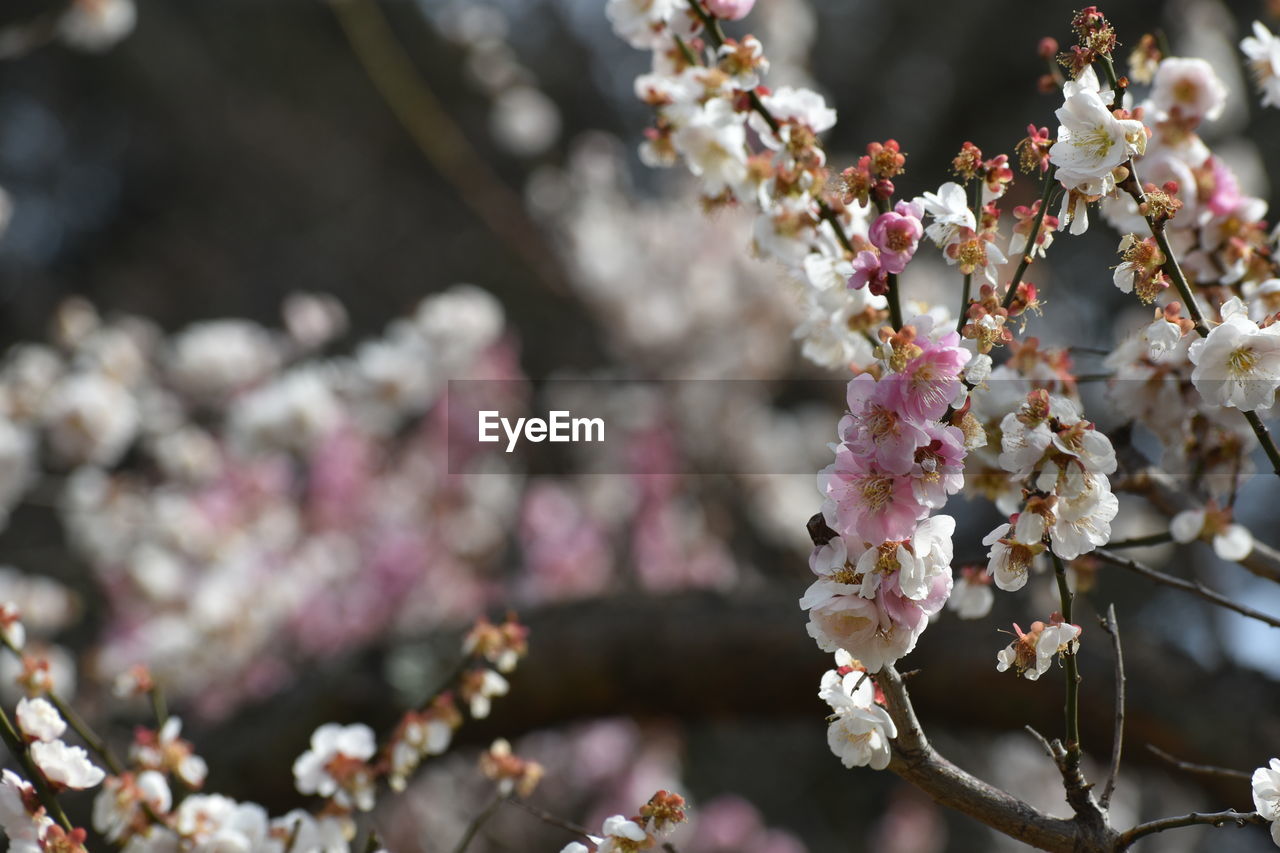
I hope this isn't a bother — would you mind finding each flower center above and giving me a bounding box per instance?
[884,227,913,252]
[831,566,861,585]
[1078,124,1116,162]
[859,474,894,511]
[864,405,899,441]
[1228,345,1260,376]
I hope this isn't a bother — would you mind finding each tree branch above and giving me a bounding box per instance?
[1093,549,1280,629]
[876,665,1109,853]
[1098,605,1124,811]
[1145,745,1252,783]
[1118,809,1265,847]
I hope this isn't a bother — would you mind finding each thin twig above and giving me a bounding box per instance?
[1104,531,1173,550]
[330,0,569,296]
[1024,725,1058,762]
[1001,163,1059,310]
[1094,548,1280,629]
[150,684,169,728]
[505,797,593,838]
[1052,554,1081,757]
[1145,745,1253,782]
[452,792,505,853]
[957,174,983,331]
[1118,809,1264,847]
[1098,605,1124,810]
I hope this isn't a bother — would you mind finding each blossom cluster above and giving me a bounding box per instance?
[802,319,972,675]
[0,286,528,712]
[985,389,1118,584]
[817,650,897,770]
[0,606,525,852]
[608,0,888,371]
[1100,44,1280,499]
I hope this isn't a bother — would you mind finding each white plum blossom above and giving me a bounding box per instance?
[130,718,209,789]
[671,99,749,197]
[229,367,343,454]
[92,770,171,844]
[826,704,897,770]
[0,770,51,853]
[42,373,140,467]
[172,794,274,851]
[605,0,678,49]
[1143,317,1185,361]
[292,722,377,812]
[948,570,994,620]
[597,814,649,853]
[15,697,65,743]
[1147,57,1228,125]
[272,810,350,853]
[794,284,883,370]
[876,515,954,601]
[997,414,1053,479]
[0,603,25,651]
[1051,68,1146,233]
[984,513,1046,592]
[1189,297,1280,410]
[413,284,505,371]
[30,739,105,790]
[819,651,897,770]
[0,419,35,525]
[1253,758,1280,847]
[58,0,136,52]
[1170,507,1254,561]
[996,620,1081,681]
[964,353,993,385]
[1242,21,1280,109]
[915,182,975,249]
[755,86,837,135]
[465,669,510,719]
[1046,467,1120,561]
[167,320,280,403]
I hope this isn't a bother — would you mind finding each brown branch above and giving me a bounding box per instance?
[505,797,593,839]
[1145,745,1252,783]
[331,0,570,297]
[1098,605,1124,811]
[876,665,1110,853]
[1118,809,1265,847]
[1094,549,1280,629]
[196,591,1280,814]
[452,791,504,853]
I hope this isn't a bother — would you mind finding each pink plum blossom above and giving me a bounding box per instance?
[884,331,972,421]
[820,446,927,544]
[848,250,890,295]
[868,201,924,274]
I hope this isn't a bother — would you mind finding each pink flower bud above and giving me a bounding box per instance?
[705,0,756,20]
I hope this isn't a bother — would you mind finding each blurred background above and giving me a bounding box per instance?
[0,0,1279,850]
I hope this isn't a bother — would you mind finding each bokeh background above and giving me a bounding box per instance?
[0,0,1279,851]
